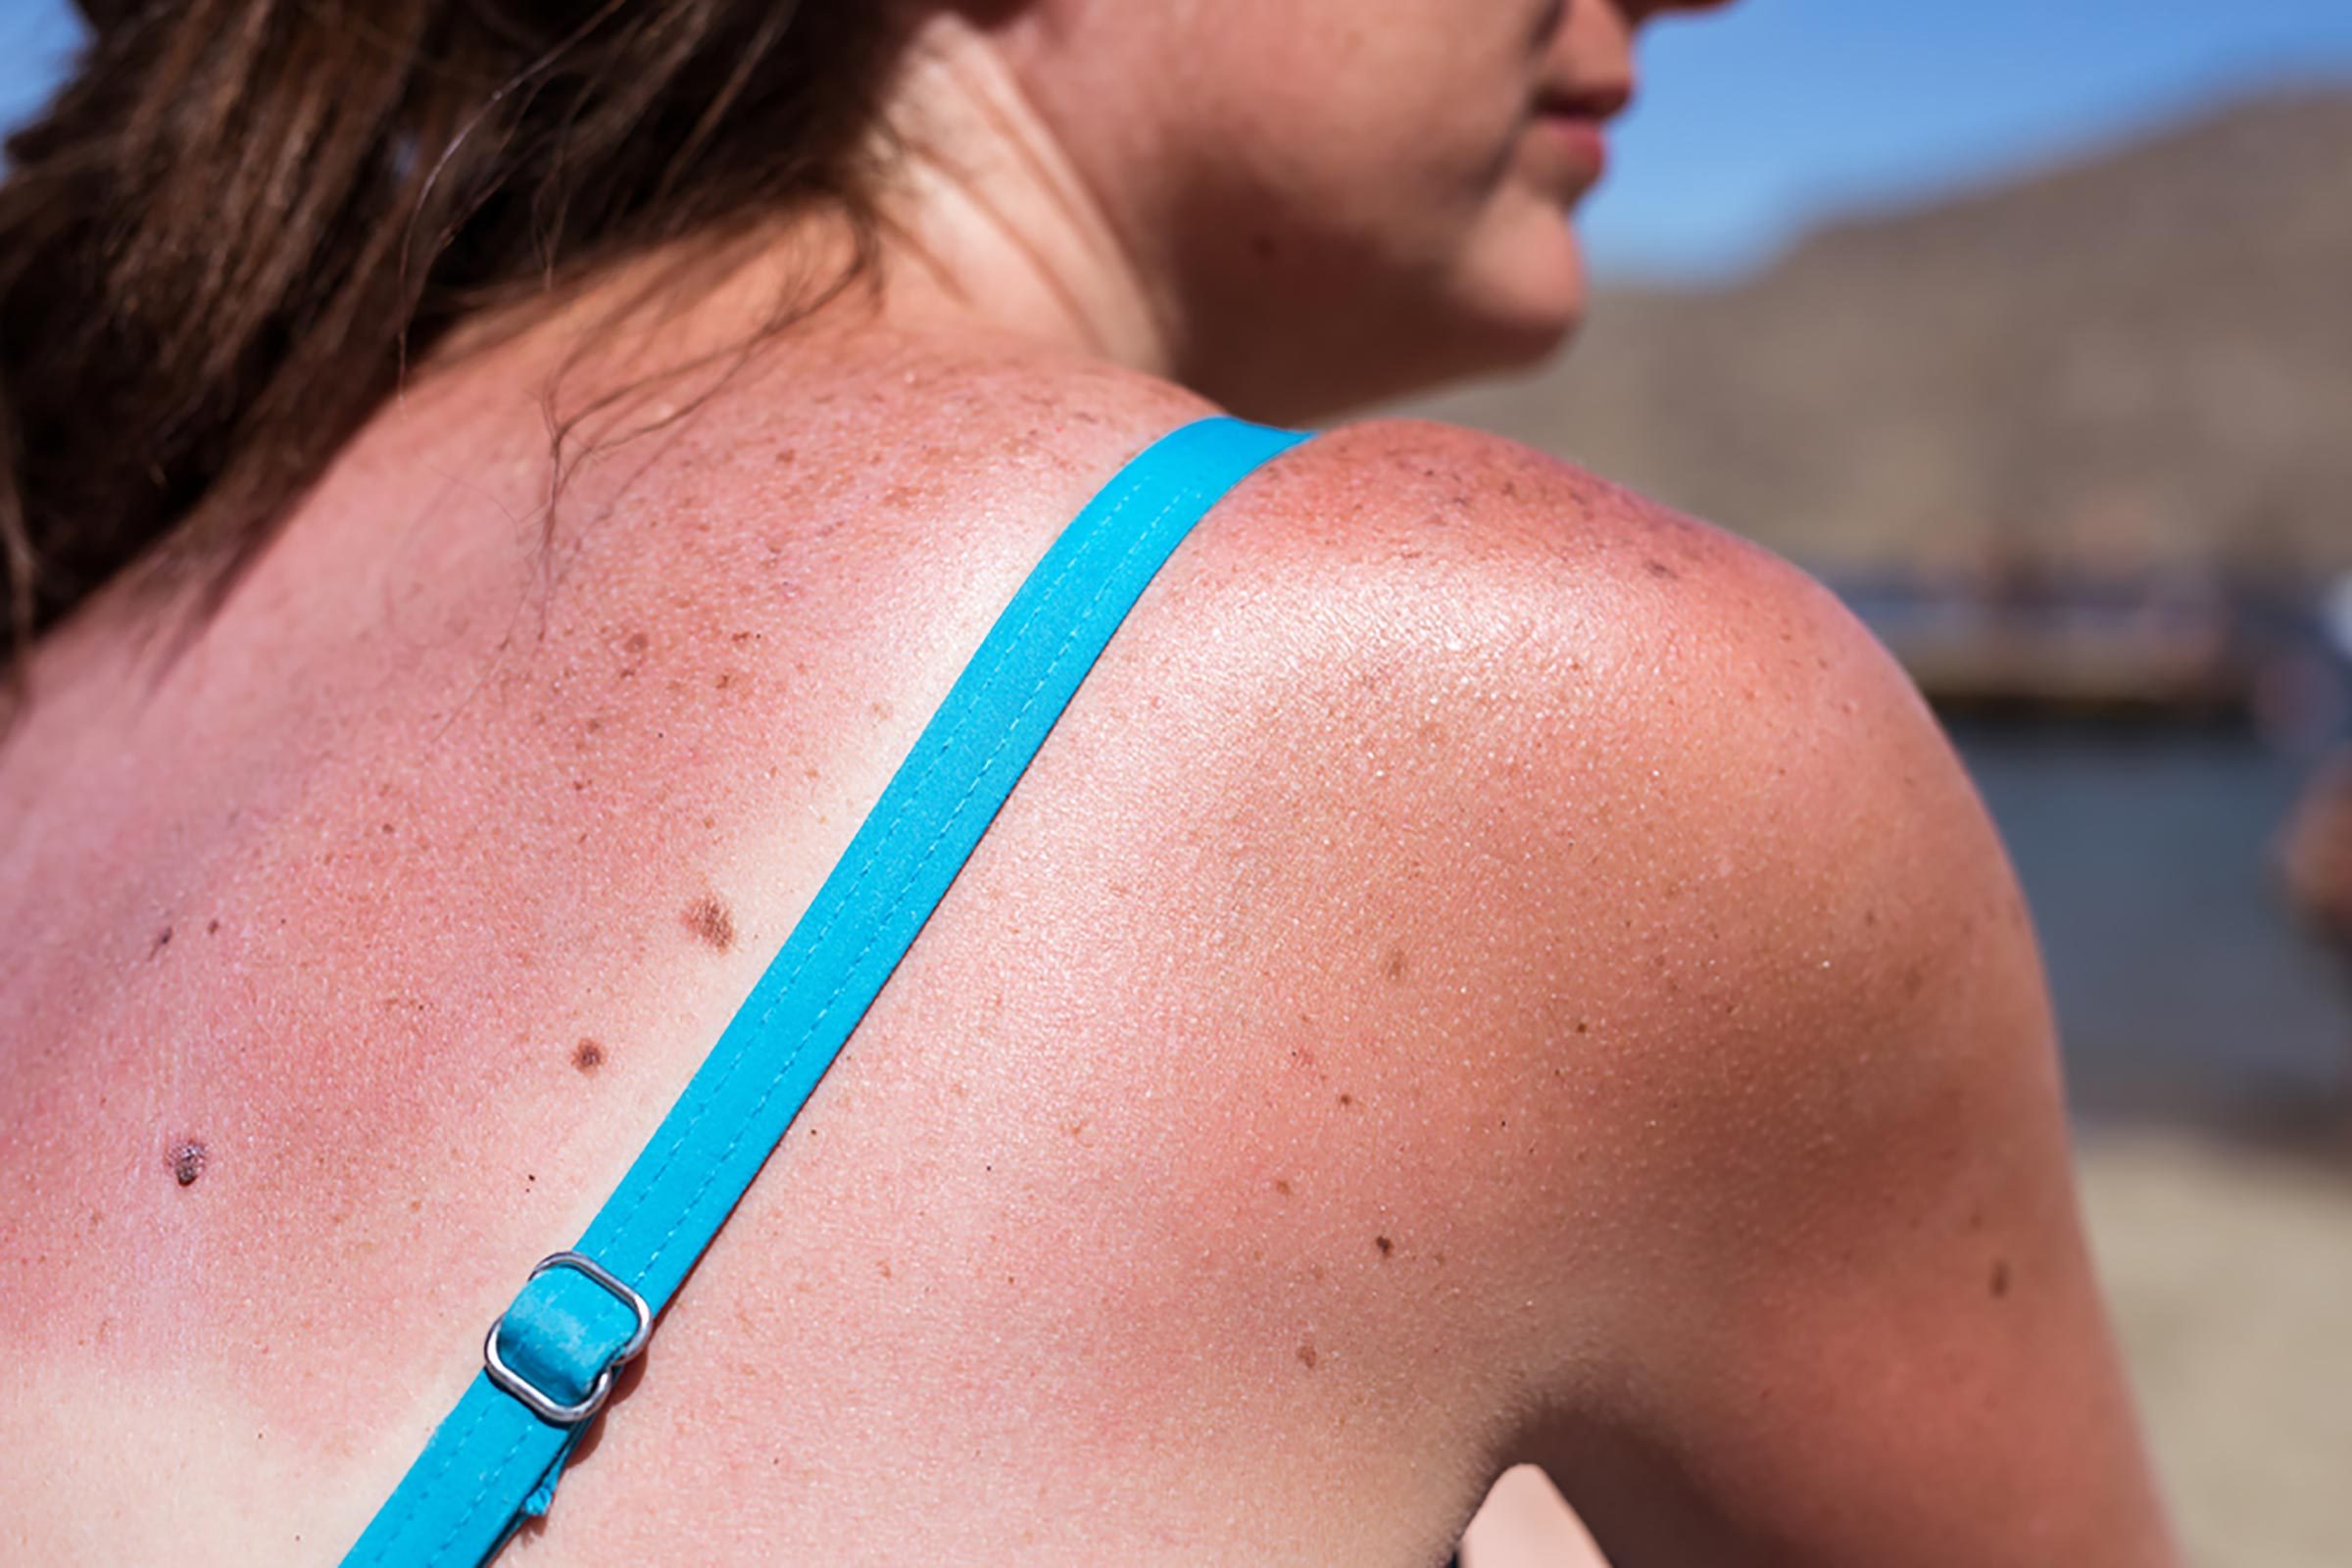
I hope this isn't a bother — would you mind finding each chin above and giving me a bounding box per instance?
[1353,207,1594,404]
[1213,290,1584,424]
[1191,216,1592,422]
[1468,210,1594,364]
[1377,259,1591,404]
[1461,293,1588,375]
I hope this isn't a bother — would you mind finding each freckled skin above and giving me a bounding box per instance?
[0,4,2167,1557]
[682,895,737,952]
[0,357,2168,1564]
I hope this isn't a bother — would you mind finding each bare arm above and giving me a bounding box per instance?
[1497,526,2177,1565]
[1134,418,2174,1565]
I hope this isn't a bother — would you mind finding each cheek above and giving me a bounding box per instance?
[1464,181,1592,346]
[1121,2,1593,400]
[1175,2,1540,235]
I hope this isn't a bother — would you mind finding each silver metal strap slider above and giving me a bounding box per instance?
[482,1250,654,1425]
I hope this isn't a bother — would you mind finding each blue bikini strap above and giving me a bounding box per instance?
[340,416,1310,1565]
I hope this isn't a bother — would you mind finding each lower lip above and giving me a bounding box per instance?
[1531,113,1610,186]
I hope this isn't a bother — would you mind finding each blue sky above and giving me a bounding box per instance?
[1591,0,2352,278]
[0,0,74,122]
[6,0,2352,280]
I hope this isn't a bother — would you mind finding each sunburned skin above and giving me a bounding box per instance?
[0,2,2170,1562]
[0,317,2157,1562]
[681,895,740,953]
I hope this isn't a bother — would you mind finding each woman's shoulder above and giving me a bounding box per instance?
[1144,409,1944,916]
[667,352,2019,1217]
[1121,408,2051,1254]
[668,368,1992,1169]
[885,382,2033,1184]
[1149,412,2166,1562]
[1197,408,2037,1135]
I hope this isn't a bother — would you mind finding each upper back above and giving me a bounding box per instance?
[0,326,2145,1566]
[4,328,1580,1560]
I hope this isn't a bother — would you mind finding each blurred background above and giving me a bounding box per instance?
[4,1,2346,1562]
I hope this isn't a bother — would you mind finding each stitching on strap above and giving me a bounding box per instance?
[634,476,1194,1284]
[340,418,1298,1566]
[587,477,1152,1267]
[389,460,1193,1564]
[425,1424,537,1566]
[355,1392,495,1564]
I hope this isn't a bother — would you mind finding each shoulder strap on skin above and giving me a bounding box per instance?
[340,416,1311,1565]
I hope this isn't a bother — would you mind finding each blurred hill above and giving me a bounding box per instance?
[1411,88,2352,580]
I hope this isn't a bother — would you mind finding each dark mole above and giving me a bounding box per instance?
[1574,1019,1591,1035]
[169,1141,206,1187]
[1989,1259,2012,1298]
[571,1039,606,1073]
[1273,1179,1293,1199]
[684,895,737,951]
[1296,1343,1318,1370]
[1337,1093,1354,1108]
[206,919,220,935]
[1374,1235,1395,1258]
[1383,946,1409,983]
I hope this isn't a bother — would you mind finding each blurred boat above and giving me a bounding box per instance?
[1837,572,2349,738]
[1839,568,2352,963]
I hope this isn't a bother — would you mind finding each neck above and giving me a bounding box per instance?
[870,17,1172,375]
[430,19,1173,414]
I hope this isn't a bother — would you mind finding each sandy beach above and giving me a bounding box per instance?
[2079,1127,2352,1568]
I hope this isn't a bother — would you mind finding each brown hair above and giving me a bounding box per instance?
[0,0,904,661]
